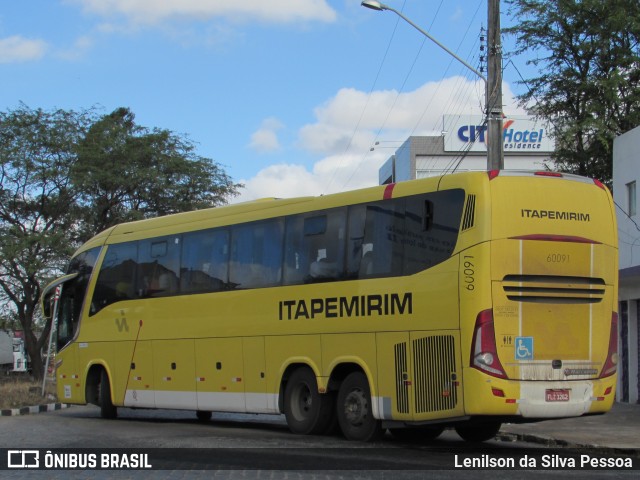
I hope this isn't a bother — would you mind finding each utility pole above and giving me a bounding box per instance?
[361,0,503,170]
[486,0,504,170]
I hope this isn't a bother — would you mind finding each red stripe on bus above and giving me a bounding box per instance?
[383,183,396,200]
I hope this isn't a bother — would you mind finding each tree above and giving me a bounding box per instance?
[505,0,640,185]
[0,105,89,379]
[0,105,241,379]
[72,108,240,240]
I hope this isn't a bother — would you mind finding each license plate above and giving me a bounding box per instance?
[545,389,570,402]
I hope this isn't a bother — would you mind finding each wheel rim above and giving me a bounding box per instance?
[291,382,313,421]
[343,388,368,426]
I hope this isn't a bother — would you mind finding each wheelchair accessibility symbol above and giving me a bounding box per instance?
[515,337,534,360]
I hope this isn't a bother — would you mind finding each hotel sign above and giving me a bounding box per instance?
[443,115,554,153]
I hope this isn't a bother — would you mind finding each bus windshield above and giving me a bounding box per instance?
[55,247,102,350]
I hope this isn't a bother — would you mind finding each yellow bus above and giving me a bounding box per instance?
[42,170,618,442]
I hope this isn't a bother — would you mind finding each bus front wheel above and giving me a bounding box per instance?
[336,372,382,442]
[98,369,117,419]
[454,421,501,442]
[284,367,333,435]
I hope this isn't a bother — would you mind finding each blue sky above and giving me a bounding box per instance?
[0,1,530,202]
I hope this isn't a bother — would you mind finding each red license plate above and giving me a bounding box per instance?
[545,389,570,402]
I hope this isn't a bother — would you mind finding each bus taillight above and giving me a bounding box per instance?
[471,309,507,379]
[599,312,619,378]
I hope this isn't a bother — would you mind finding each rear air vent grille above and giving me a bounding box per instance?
[502,275,605,304]
[413,335,457,413]
[394,342,409,414]
[461,194,476,231]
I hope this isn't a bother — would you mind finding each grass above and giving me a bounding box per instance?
[0,376,57,410]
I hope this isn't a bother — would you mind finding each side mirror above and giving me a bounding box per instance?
[40,273,78,320]
[42,291,54,319]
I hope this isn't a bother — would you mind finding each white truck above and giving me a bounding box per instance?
[12,335,28,372]
[0,331,12,373]
[0,331,29,373]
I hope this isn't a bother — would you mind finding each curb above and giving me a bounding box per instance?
[497,431,640,457]
[0,403,69,417]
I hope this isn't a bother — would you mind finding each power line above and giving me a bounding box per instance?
[342,1,446,190]
[323,1,409,194]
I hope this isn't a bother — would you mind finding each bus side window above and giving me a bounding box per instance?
[181,229,229,294]
[403,190,465,274]
[230,219,283,289]
[256,219,284,287]
[91,242,139,314]
[283,215,308,285]
[363,201,404,278]
[138,236,181,298]
[346,204,366,279]
[305,210,346,283]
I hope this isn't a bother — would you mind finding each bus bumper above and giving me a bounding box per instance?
[463,368,616,419]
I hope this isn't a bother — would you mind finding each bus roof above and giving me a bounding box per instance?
[72,170,611,256]
[72,174,447,254]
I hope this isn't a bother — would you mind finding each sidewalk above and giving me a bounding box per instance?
[499,402,640,453]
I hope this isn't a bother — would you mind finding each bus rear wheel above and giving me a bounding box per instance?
[284,367,334,435]
[336,372,382,442]
[454,421,501,442]
[98,369,117,419]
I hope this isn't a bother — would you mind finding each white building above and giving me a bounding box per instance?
[613,125,640,404]
[379,115,554,183]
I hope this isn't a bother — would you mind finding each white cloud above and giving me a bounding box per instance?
[238,164,321,200]
[451,7,464,22]
[55,35,94,60]
[249,118,284,153]
[236,151,386,203]
[298,77,489,155]
[68,0,337,25]
[236,78,527,203]
[0,36,48,63]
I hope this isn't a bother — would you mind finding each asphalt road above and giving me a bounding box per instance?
[0,405,637,479]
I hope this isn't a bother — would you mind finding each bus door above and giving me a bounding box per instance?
[46,274,94,404]
[42,273,80,402]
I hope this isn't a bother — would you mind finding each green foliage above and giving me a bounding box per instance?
[72,107,240,240]
[505,0,640,185]
[0,104,241,378]
[0,105,87,377]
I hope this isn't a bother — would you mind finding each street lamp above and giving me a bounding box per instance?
[361,1,486,82]
[361,0,503,170]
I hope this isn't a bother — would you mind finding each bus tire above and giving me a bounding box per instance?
[336,372,382,442]
[196,411,212,422]
[389,425,445,442]
[99,369,117,419]
[454,421,501,442]
[284,367,333,435]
